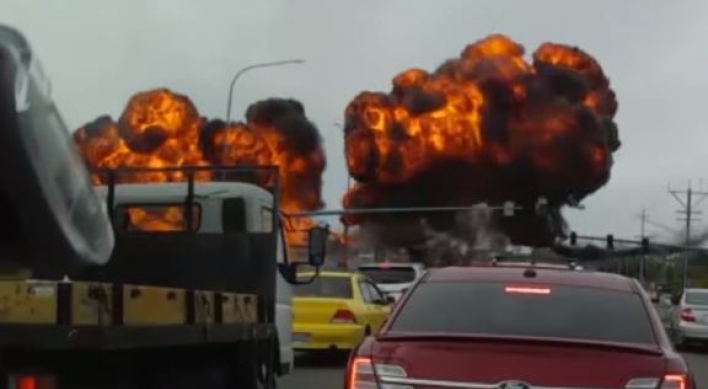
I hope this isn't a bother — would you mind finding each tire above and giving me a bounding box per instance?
[227,342,277,389]
[228,360,261,389]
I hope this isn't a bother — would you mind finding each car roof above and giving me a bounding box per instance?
[491,261,579,270]
[358,262,425,269]
[424,266,634,292]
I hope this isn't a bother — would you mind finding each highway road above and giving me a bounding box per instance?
[282,350,708,389]
[684,348,708,389]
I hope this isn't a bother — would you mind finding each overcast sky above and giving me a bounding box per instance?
[4,0,708,244]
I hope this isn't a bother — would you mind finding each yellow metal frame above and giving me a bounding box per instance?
[0,281,259,326]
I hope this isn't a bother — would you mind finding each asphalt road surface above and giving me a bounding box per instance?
[282,350,708,389]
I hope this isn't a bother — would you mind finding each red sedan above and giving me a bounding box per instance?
[345,263,695,389]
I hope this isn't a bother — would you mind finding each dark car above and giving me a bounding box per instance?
[345,263,695,389]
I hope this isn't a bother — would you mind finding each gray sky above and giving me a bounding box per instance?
[4,0,708,243]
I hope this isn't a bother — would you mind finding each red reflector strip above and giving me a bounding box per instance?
[18,376,36,389]
[505,286,551,295]
[11,375,55,389]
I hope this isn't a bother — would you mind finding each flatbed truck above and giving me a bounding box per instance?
[0,24,327,389]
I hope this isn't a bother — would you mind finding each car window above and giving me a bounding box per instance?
[358,266,417,284]
[359,281,374,303]
[685,291,708,306]
[293,275,353,298]
[115,204,201,232]
[389,282,655,345]
[367,282,386,302]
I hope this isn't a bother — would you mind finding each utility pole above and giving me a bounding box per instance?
[639,207,647,282]
[669,183,708,290]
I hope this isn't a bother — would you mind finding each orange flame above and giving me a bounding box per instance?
[341,34,620,246]
[73,89,326,246]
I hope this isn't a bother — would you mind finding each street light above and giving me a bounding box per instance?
[225,59,305,124]
[336,120,353,268]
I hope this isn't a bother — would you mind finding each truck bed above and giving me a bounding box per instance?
[0,280,274,349]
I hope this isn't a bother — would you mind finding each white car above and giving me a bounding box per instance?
[670,288,708,347]
[357,262,426,301]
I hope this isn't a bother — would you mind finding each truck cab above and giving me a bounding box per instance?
[94,181,297,375]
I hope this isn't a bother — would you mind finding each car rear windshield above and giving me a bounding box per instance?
[389,282,655,345]
[293,275,353,298]
[686,291,708,306]
[358,266,417,284]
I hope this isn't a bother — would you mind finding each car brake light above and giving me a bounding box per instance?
[660,374,688,389]
[680,308,696,322]
[331,309,358,324]
[505,286,551,295]
[625,374,689,389]
[346,357,412,389]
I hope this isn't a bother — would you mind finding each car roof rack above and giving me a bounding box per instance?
[491,255,581,270]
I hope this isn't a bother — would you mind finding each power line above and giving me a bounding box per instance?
[668,182,708,290]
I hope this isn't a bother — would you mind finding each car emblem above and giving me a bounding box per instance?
[499,380,532,389]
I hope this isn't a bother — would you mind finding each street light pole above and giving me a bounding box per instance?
[225,59,305,124]
[333,122,354,269]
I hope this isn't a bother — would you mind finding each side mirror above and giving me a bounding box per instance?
[278,262,319,285]
[385,295,396,305]
[307,224,329,268]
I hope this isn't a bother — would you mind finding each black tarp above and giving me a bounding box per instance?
[0,25,114,272]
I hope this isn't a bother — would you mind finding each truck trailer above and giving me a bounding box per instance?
[0,24,327,389]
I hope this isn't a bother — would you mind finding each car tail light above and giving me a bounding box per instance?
[346,357,412,389]
[680,308,696,322]
[331,309,357,324]
[625,374,689,389]
[8,375,56,389]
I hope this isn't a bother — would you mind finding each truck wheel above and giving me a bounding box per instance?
[227,360,261,389]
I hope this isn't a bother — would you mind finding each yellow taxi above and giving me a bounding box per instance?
[292,270,394,352]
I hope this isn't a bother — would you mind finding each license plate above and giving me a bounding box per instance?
[293,332,311,344]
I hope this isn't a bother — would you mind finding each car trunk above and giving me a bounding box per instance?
[292,298,352,324]
[371,336,667,388]
[685,304,708,324]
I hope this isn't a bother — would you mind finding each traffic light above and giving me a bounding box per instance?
[606,234,614,250]
[569,231,577,246]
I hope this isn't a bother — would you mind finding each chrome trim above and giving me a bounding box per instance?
[624,378,660,389]
[379,376,622,389]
